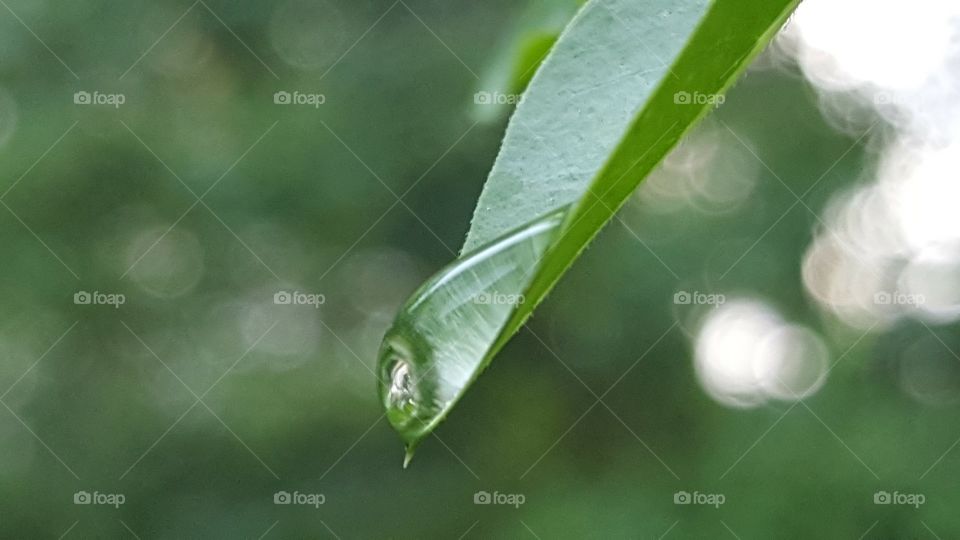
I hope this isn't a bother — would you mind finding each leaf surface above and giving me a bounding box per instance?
[378,0,801,455]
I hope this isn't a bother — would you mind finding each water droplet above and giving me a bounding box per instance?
[377,209,566,452]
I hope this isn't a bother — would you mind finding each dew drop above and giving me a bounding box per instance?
[376,208,567,454]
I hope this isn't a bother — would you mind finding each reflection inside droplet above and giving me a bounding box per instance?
[387,357,413,410]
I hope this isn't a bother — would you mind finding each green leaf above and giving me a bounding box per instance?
[378,0,800,459]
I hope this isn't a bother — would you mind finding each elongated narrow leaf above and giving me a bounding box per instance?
[378,0,800,458]
[464,0,711,251]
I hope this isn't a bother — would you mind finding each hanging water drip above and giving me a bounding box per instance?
[376,209,567,462]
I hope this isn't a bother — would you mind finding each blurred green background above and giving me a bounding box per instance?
[1,0,958,538]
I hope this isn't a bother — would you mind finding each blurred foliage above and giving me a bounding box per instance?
[0,0,956,538]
